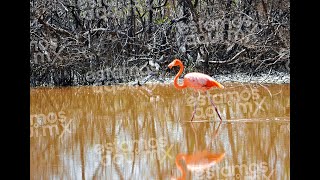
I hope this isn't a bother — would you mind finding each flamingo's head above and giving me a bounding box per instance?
[168,59,183,69]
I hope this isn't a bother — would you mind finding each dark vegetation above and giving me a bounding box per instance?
[30,0,290,87]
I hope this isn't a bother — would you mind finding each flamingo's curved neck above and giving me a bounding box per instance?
[174,63,187,89]
[175,154,187,180]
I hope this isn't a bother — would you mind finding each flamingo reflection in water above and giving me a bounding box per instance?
[171,122,225,180]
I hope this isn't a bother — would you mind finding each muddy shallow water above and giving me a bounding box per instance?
[30,83,290,180]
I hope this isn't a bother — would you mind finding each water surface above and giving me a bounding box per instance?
[30,83,290,180]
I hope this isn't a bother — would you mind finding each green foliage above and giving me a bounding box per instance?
[155,17,169,25]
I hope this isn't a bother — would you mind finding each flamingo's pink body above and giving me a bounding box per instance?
[183,72,224,91]
[168,59,224,121]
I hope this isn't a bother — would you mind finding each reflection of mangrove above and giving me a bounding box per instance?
[30,111,72,138]
[30,84,290,179]
[95,137,174,167]
[187,84,289,119]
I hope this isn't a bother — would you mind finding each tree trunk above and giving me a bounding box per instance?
[224,0,232,40]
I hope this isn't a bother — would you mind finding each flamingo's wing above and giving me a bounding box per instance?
[184,73,213,90]
[185,73,223,89]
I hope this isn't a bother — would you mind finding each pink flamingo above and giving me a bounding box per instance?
[168,59,224,121]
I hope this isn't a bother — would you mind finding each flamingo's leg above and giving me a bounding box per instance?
[207,91,223,121]
[191,91,201,121]
[213,121,222,139]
